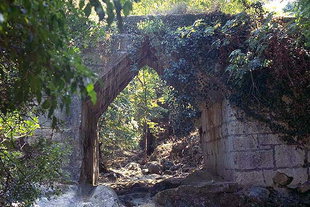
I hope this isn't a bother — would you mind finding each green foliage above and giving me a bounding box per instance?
[137,19,165,34]
[78,0,138,31]
[98,67,170,156]
[226,12,310,144]
[0,113,69,206]
[0,0,138,122]
[0,0,100,121]
[141,7,310,143]
[131,0,267,15]
[289,0,310,47]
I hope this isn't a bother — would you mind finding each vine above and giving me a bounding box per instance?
[135,11,310,145]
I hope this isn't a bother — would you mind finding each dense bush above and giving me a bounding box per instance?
[0,113,69,206]
[137,2,310,144]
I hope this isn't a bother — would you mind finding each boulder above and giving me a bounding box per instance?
[147,162,162,174]
[272,172,293,187]
[160,159,174,171]
[297,181,310,193]
[150,177,183,196]
[155,182,240,207]
[242,186,270,202]
[181,169,223,185]
[164,170,174,175]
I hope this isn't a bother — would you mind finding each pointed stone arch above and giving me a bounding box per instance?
[79,36,163,185]
[35,14,309,187]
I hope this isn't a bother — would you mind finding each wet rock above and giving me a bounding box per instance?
[297,181,310,193]
[273,172,293,187]
[147,162,162,174]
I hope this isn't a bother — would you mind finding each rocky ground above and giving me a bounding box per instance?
[98,134,310,207]
[98,133,204,206]
[35,133,309,207]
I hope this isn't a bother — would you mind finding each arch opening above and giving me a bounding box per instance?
[97,66,172,182]
[79,42,165,185]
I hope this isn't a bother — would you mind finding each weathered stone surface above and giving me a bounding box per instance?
[234,171,265,185]
[273,172,293,187]
[297,181,310,193]
[242,186,270,202]
[155,182,243,207]
[229,135,259,151]
[160,159,174,171]
[150,177,183,196]
[200,100,309,186]
[181,169,223,185]
[147,162,162,174]
[275,145,305,168]
[233,150,274,170]
[257,133,282,146]
[263,168,309,186]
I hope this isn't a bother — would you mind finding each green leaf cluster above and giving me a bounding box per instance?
[0,113,69,206]
[131,0,266,15]
[144,6,310,143]
[98,67,170,157]
[0,0,102,120]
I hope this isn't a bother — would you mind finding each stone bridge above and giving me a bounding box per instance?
[35,14,309,186]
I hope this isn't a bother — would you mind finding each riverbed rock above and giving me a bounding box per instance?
[297,181,310,193]
[273,172,293,187]
[150,177,183,196]
[181,169,223,185]
[161,159,174,171]
[155,181,241,207]
[242,186,270,202]
[147,162,162,174]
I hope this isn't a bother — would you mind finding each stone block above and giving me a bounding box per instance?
[272,172,293,187]
[263,168,309,186]
[226,120,247,135]
[233,150,274,170]
[258,133,282,146]
[275,145,305,168]
[234,170,265,185]
[221,169,234,181]
[229,135,260,151]
[221,100,238,122]
[226,118,273,136]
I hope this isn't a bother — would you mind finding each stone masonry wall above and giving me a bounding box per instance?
[200,99,309,186]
